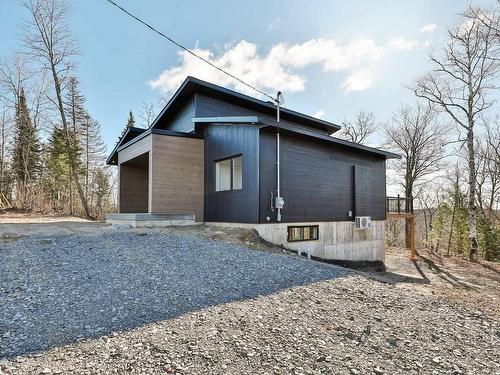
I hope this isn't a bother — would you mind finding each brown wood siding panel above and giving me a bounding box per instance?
[119,156,149,213]
[150,135,204,221]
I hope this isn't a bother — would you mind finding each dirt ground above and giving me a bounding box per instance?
[1,212,499,318]
[382,247,500,318]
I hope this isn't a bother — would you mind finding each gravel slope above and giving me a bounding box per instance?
[0,232,498,374]
[0,231,346,359]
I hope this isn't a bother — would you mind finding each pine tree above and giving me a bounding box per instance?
[12,88,40,207]
[44,126,72,212]
[477,214,500,262]
[64,77,86,215]
[127,111,136,128]
[80,112,106,203]
[92,167,110,218]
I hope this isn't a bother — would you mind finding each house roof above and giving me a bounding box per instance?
[192,116,400,159]
[106,126,146,165]
[150,76,341,134]
[107,77,399,164]
[106,127,202,165]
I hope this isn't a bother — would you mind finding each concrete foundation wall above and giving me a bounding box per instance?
[106,213,198,228]
[208,220,385,262]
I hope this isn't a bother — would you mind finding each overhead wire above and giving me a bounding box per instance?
[104,0,278,103]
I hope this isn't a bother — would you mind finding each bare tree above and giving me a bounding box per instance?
[22,0,91,218]
[385,102,446,248]
[414,9,499,261]
[0,54,31,108]
[477,120,500,216]
[417,184,444,249]
[0,106,12,207]
[339,110,379,144]
[139,101,156,128]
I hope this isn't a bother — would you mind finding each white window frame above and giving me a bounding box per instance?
[215,155,242,192]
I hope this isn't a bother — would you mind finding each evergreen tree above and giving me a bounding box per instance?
[127,111,135,128]
[80,112,106,202]
[64,76,86,215]
[449,187,470,257]
[44,126,71,212]
[477,214,500,262]
[92,167,110,217]
[429,203,450,253]
[12,88,41,206]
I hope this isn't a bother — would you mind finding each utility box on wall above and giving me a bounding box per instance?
[354,216,372,230]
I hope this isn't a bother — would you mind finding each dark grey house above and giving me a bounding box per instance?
[107,76,399,262]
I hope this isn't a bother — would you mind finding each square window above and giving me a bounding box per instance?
[215,155,242,192]
[216,158,231,191]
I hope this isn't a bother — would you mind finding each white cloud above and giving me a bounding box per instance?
[419,23,437,33]
[150,37,415,96]
[341,70,373,92]
[387,37,418,50]
[313,110,326,119]
[149,41,305,96]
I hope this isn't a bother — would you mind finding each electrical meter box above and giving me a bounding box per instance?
[275,196,285,209]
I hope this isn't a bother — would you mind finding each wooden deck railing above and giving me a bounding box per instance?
[386,195,413,214]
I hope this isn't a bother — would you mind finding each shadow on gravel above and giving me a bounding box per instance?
[418,255,476,290]
[0,231,348,359]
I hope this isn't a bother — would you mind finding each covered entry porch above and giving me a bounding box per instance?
[106,128,204,226]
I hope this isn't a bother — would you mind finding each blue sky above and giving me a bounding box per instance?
[0,0,494,150]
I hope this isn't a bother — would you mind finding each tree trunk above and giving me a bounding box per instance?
[50,66,91,219]
[404,186,412,249]
[0,116,4,205]
[423,210,429,246]
[466,125,478,261]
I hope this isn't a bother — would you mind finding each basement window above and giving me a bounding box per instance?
[215,155,242,191]
[287,225,319,242]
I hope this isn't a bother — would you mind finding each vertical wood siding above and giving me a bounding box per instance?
[259,132,386,223]
[195,94,330,135]
[204,124,259,223]
[155,96,195,133]
[259,129,277,223]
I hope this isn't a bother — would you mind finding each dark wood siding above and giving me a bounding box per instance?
[259,132,386,223]
[119,153,149,213]
[204,124,259,223]
[259,129,277,223]
[195,94,330,135]
[155,96,195,133]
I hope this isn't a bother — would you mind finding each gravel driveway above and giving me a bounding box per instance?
[0,231,347,358]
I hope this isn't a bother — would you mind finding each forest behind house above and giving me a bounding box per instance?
[0,0,499,262]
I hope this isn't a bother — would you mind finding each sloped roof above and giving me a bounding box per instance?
[149,76,341,134]
[192,116,400,159]
[106,126,146,165]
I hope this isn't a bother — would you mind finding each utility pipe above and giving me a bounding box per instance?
[276,91,282,222]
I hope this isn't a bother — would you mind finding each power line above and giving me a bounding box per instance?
[104,0,277,102]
